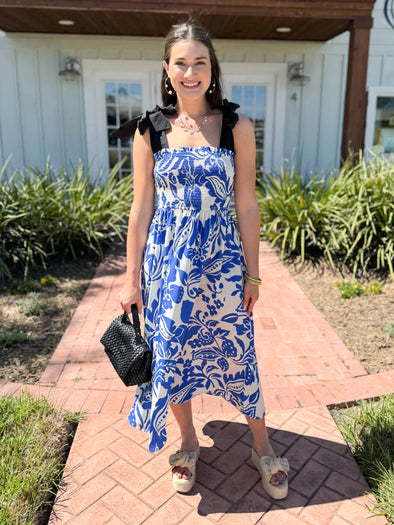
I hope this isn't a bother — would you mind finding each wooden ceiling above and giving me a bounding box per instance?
[0,1,376,41]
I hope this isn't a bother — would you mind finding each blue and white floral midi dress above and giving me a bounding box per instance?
[113,101,265,452]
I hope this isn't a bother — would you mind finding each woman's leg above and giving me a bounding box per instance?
[246,416,287,485]
[170,400,199,480]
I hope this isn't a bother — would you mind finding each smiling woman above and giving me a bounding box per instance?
[114,18,290,499]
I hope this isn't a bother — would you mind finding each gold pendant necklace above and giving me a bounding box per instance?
[176,114,208,135]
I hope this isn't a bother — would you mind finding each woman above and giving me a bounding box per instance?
[115,20,289,499]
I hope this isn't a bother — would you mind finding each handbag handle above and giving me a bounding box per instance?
[122,304,141,336]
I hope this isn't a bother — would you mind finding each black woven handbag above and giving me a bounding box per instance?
[100,305,152,386]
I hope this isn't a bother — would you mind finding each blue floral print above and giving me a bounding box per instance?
[128,146,265,452]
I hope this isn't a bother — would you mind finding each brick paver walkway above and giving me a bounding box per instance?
[1,243,393,524]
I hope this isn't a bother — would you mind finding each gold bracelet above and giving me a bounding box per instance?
[244,273,262,286]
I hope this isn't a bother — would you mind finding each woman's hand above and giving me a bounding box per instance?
[243,281,259,316]
[119,283,143,314]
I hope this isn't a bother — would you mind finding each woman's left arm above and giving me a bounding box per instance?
[233,115,261,315]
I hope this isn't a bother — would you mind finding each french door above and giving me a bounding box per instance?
[83,60,160,177]
[223,67,286,174]
[105,81,146,177]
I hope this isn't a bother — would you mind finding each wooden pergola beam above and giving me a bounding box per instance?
[341,17,372,160]
[0,0,376,19]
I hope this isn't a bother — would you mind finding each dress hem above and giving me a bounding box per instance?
[127,389,266,453]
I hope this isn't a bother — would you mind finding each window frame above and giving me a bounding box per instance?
[365,86,394,158]
[222,63,286,173]
[83,59,160,174]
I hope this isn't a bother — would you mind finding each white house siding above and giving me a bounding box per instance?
[0,0,393,174]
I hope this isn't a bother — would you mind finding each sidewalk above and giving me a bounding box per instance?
[1,243,393,524]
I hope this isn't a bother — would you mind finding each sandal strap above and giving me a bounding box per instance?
[169,450,199,469]
[260,456,289,476]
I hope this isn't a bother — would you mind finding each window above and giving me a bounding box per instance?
[365,88,394,158]
[106,82,143,177]
[83,60,158,178]
[231,85,266,174]
[372,96,394,154]
[223,65,286,173]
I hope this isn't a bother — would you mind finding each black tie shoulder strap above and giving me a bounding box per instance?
[219,99,239,152]
[111,105,177,153]
[112,99,240,154]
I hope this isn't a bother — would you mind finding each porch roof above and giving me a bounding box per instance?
[0,0,375,41]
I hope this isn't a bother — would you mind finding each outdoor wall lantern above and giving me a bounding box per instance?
[288,62,311,86]
[59,57,81,81]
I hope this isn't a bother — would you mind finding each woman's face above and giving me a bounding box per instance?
[164,39,212,102]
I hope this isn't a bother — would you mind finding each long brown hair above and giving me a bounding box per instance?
[161,20,223,109]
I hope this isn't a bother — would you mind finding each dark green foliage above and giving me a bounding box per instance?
[0,329,28,347]
[6,278,41,294]
[257,155,394,277]
[257,166,343,264]
[0,157,133,278]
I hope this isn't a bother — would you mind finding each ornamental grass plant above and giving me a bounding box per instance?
[257,154,394,277]
[0,157,133,278]
[336,155,394,276]
[256,166,344,265]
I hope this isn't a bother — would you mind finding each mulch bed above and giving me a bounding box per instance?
[286,258,394,374]
[0,257,100,384]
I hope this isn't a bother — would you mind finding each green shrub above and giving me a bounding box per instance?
[385,323,394,338]
[16,293,54,316]
[0,329,28,347]
[0,157,133,278]
[6,274,59,294]
[335,155,394,277]
[335,281,366,299]
[334,280,383,299]
[369,280,383,295]
[40,274,59,288]
[7,278,41,294]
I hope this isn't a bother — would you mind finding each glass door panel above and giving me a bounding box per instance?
[231,84,266,174]
[105,81,143,178]
[373,96,394,155]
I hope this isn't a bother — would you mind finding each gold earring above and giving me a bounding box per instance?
[165,77,175,95]
[208,79,216,94]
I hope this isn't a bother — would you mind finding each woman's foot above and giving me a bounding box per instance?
[169,434,200,492]
[252,442,289,498]
[171,435,199,481]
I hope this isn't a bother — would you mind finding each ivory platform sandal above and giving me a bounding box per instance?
[169,447,200,493]
[251,447,290,500]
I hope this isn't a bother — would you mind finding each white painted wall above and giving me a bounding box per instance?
[0,0,393,174]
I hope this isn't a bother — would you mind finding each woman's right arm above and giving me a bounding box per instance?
[119,128,155,314]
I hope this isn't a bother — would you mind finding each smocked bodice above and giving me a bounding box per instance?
[153,147,235,212]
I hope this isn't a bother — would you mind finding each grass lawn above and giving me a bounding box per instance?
[332,394,394,523]
[0,391,82,525]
